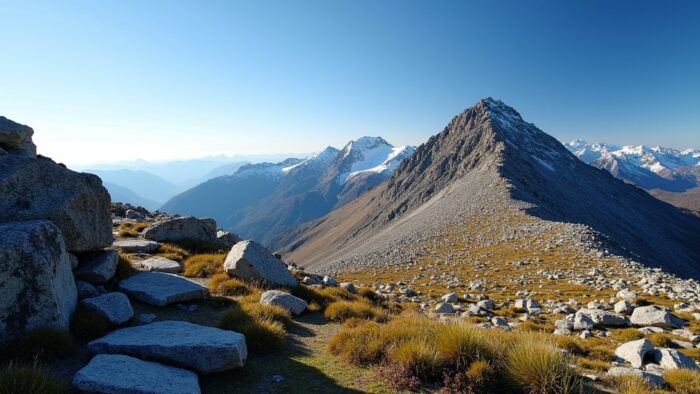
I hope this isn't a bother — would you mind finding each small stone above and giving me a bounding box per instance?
[260,290,307,315]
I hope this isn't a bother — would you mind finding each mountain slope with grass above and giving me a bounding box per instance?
[277,98,700,278]
[162,138,415,246]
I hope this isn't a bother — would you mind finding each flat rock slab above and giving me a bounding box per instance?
[88,321,247,374]
[72,354,200,394]
[113,239,160,253]
[119,273,207,307]
[140,256,182,273]
[81,292,134,325]
[74,250,119,284]
[260,290,307,315]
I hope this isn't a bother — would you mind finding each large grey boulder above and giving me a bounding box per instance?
[113,239,160,253]
[607,367,664,387]
[140,256,182,274]
[81,293,134,325]
[216,230,241,248]
[0,116,36,157]
[615,338,653,368]
[652,348,699,370]
[0,220,77,344]
[631,305,685,328]
[573,313,595,331]
[72,354,200,394]
[143,216,217,243]
[576,308,629,327]
[224,240,298,287]
[88,321,247,374]
[260,290,307,315]
[74,250,119,284]
[118,273,208,306]
[0,155,112,252]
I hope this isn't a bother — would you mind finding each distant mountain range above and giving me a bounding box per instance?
[161,137,415,246]
[277,99,700,278]
[565,140,700,212]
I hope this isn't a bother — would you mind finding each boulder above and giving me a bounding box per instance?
[616,289,637,302]
[477,299,495,310]
[76,281,100,299]
[223,240,298,287]
[340,282,357,293]
[125,209,144,220]
[0,116,36,156]
[441,293,458,303]
[614,300,633,314]
[113,239,160,253]
[631,305,685,328]
[119,273,208,307]
[576,308,629,327]
[74,250,119,284]
[554,320,573,335]
[652,348,699,370]
[72,354,200,394]
[216,230,241,248]
[323,275,338,287]
[260,290,307,315]
[435,303,454,314]
[143,216,217,243]
[88,321,247,374]
[0,155,112,252]
[615,339,653,368]
[607,367,664,387]
[81,293,134,325]
[140,256,182,274]
[574,313,595,331]
[0,220,77,344]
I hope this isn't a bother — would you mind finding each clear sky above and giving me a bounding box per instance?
[1,0,699,165]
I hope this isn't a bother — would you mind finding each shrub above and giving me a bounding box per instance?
[664,368,700,394]
[217,304,286,353]
[115,253,136,280]
[11,328,75,361]
[612,328,645,343]
[157,243,189,262]
[324,300,386,322]
[0,363,68,394]
[71,305,113,340]
[208,273,250,296]
[504,337,582,394]
[183,254,226,277]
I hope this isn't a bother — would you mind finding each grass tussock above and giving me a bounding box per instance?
[217,302,287,353]
[116,222,148,238]
[0,363,68,394]
[324,300,386,322]
[604,375,657,394]
[576,357,610,372]
[156,243,189,262]
[208,273,250,296]
[329,312,582,393]
[170,238,227,254]
[649,332,677,348]
[11,328,75,361]
[664,368,700,393]
[183,253,226,278]
[612,328,645,343]
[115,253,136,280]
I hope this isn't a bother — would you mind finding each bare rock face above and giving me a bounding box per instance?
[0,220,77,344]
[224,240,298,287]
[0,116,36,157]
[0,154,112,253]
[143,216,217,243]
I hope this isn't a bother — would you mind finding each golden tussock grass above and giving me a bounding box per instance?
[182,253,226,277]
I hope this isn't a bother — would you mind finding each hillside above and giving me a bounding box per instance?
[566,140,700,212]
[161,137,415,246]
[277,98,700,279]
[84,168,180,204]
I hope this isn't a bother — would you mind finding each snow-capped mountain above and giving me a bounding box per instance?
[566,140,700,211]
[161,137,415,245]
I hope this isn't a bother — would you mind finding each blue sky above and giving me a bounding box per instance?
[1,0,699,165]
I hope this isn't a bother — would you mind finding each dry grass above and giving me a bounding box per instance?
[505,337,582,394]
[575,357,610,372]
[664,368,700,393]
[324,300,386,322]
[156,243,189,262]
[241,302,292,328]
[0,363,68,394]
[604,375,658,394]
[115,252,136,280]
[116,222,148,238]
[649,332,678,348]
[554,336,586,357]
[611,328,645,343]
[217,303,287,353]
[183,253,226,278]
[208,273,250,296]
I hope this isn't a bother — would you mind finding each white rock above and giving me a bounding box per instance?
[143,216,217,243]
[260,290,307,315]
[631,305,685,328]
[72,354,200,394]
[435,303,454,314]
[441,293,458,303]
[614,300,633,314]
[141,256,182,274]
[88,321,247,374]
[615,339,653,368]
[113,239,160,253]
[119,273,208,307]
[81,292,134,325]
[616,289,638,302]
[224,240,298,287]
[574,313,596,331]
[576,308,629,327]
[323,275,338,287]
[652,348,699,370]
[339,282,356,293]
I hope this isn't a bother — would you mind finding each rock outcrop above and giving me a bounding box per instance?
[0,116,36,157]
[0,220,77,343]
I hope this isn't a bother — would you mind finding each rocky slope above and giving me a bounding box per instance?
[277,98,700,279]
[161,137,415,246]
[566,140,700,212]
